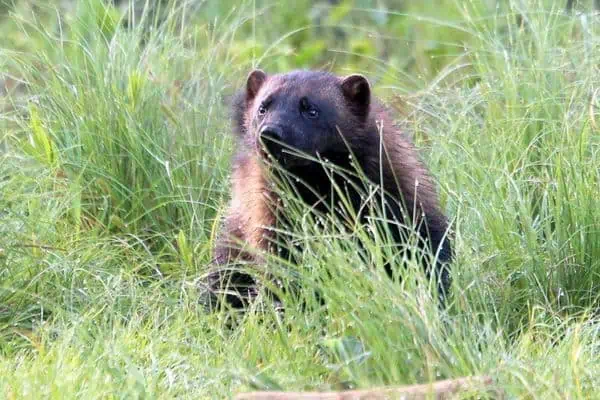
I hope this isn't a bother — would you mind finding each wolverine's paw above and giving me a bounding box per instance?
[197,266,260,312]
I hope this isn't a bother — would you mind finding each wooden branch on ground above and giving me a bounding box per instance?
[236,375,498,400]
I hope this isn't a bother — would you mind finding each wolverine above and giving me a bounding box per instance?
[203,69,452,309]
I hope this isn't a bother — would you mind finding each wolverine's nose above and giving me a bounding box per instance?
[259,125,284,144]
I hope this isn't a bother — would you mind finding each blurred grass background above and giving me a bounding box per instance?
[1,0,600,398]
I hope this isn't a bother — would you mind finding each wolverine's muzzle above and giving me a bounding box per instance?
[258,124,311,168]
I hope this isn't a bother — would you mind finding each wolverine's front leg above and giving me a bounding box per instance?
[200,218,261,310]
[200,207,279,311]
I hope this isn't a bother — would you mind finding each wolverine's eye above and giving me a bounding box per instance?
[258,103,267,116]
[306,108,319,119]
[300,97,319,119]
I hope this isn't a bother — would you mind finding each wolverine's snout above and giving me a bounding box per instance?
[258,124,312,168]
[258,124,287,161]
[259,124,284,144]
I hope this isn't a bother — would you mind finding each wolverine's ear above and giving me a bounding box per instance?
[246,69,267,100]
[341,74,370,108]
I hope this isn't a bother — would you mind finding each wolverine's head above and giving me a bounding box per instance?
[233,69,372,169]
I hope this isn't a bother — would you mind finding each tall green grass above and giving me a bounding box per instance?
[1,0,599,398]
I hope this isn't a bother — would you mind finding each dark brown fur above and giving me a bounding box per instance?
[203,70,452,309]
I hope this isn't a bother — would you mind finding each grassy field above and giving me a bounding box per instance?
[1,0,600,398]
